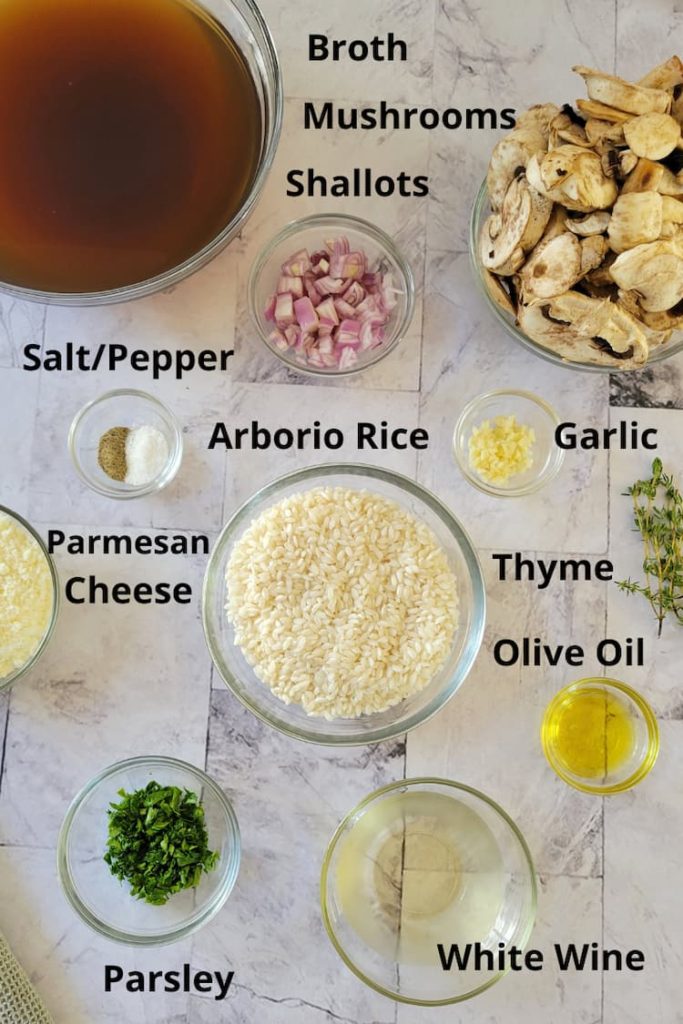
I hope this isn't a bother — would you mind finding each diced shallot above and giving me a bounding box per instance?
[281,249,311,276]
[269,328,288,350]
[294,296,319,332]
[333,298,358,320]
[278,275,304,298]
[274,292,296,327]
[263,234,401,370]
[316,276,347,294]
[343,281,365,307]
[316,297,339,326]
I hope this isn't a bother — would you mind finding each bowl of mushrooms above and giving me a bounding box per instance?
[472,56,683,371]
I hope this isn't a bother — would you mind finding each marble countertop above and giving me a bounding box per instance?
[1,0,683,1021]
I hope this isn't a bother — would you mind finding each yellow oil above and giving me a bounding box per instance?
[544,687,636,780]
[332,791,505,966]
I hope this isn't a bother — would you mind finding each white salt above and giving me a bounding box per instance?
[125,425,170,486]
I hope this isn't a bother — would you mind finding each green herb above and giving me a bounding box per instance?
[104,781,219,905]
[617,457,683,637]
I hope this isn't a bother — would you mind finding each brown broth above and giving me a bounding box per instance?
[0,0,262,293]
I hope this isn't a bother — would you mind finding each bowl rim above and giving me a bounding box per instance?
[57,755,241,946]
[0,0,283,307]
[67,387,184,499]
[320,776,538,1006]
[541,676,660,795]
[247,212,416,378]
[202,462,486,746]
[452,388,565,497]
[469,177,683,372]
[0,506,59,693]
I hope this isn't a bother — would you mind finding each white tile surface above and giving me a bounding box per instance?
[0,1,681,1022]
[603,722,683,1024]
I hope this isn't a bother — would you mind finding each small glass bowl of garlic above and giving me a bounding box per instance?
[453,389,565,497]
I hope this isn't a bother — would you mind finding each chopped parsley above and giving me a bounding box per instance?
[104,781,219,905]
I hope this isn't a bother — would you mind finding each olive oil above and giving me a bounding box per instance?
[0,0,262,292]
[333,790,505,966]
[544,686,636,780]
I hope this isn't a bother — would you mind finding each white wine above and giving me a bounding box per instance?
[333,790,506,967]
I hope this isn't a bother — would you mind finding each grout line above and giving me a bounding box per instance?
[204,667,215,773]
[0,697,10,800]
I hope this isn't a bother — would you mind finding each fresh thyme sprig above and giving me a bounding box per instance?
[617,458,683,637]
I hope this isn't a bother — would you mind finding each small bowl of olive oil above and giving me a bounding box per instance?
[541,677,659,795]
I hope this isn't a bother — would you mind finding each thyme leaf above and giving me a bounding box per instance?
[617,457,683,638]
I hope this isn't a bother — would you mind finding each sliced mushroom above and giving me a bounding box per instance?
[662,196,683,224]
[584,251,618,292]
[566,211,611,235]
[518,291,647,367]
[623,112,681,160]
[576,98,632,123]
[540,203,568,241]
[585,118,626,146]
[610,239,683,311]
[527,145,618,211]
[618,289,676,347]
[581,234,609,274]
[480,175,553,276]
[483,268,517,317]
[546,290,611,334]
[486,106,560,210]
[519,231,583,301]
[674,89,683,127]
[486,128,548,210]
[618,150,639,177]
[607,192,663,252]
[573,66,671,116]
[622,157,665,193]
[515,102,562,138]
[638,56,683,92]
[600,146,626,181]
[550,292,649,364]
[658,166,683,196]
[549,110,591,149]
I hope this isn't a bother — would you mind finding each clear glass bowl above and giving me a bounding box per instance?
[248,214,416,377]
[68,389,183,499]
[0,506,59,692]
[541,677,660,795]
[470,178,683,372]
[202,464,485,745]
[0,0,282,306]
[57,756,241,946]
[320,778,537,1005]
[453,389,564,497]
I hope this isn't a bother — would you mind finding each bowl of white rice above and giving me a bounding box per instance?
[202,464,486,745]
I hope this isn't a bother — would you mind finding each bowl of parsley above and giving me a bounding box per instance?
[57,756,240,945]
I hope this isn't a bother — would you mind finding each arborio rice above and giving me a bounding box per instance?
[224,486,459,719]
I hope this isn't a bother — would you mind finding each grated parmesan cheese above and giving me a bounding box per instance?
[0,513,54,680]
[468,415,536,486]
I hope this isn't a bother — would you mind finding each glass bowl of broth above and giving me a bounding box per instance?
[0,0,282,304]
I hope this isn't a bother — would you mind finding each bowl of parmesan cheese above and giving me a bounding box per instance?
[0,506,58,691]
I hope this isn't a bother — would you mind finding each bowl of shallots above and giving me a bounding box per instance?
[248,214,415,376]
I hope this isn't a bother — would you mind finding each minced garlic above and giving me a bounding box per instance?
[0,513,54,680]
[468,415,536,486]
